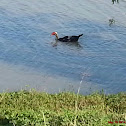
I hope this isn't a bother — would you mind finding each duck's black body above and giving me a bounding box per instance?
[51,32,83,42]
[58,34,83,42]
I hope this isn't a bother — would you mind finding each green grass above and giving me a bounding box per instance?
[0,89,125,126]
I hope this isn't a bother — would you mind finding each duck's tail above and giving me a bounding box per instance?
[78,34,83,37]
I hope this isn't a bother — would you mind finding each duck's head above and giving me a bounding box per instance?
[51,32,58,36]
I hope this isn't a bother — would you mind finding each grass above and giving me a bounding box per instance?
[0,89,125,126]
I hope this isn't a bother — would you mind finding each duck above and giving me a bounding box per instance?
[51,32,83,42]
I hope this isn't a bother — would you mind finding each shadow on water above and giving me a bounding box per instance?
[52,40,83,49]
[64,41,82,48]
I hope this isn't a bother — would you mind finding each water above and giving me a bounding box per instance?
[0,0,126,94]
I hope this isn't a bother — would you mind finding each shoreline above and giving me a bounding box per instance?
[0,62,102,94]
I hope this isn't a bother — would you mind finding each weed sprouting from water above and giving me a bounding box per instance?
[109,18,115,26]
[112,0,119,4]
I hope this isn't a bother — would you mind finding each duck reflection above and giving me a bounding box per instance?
[52,40,82,49]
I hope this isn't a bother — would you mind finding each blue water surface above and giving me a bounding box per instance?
[0,0,126,94]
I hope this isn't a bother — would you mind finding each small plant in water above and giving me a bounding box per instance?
[112,0,119,4]
[109,18,115,26]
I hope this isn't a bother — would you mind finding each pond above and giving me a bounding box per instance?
[0,0,126,94]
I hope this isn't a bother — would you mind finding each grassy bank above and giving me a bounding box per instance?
[0,90,126,126]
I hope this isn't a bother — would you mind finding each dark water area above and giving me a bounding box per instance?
[0,0,126,94]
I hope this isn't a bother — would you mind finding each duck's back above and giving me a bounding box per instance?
[58,34,83,42]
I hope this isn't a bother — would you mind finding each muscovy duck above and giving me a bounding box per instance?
[51,32,83,42]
